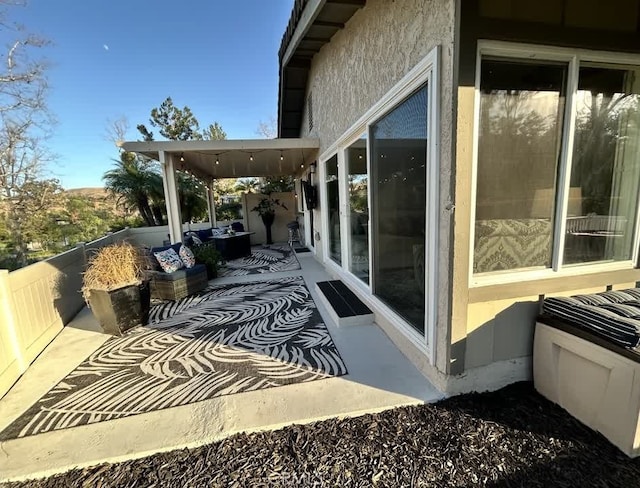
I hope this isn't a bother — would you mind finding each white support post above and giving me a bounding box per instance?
[159,151,183,244]
[207,179,217,228]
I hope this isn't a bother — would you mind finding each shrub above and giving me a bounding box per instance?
[82,242,150,301]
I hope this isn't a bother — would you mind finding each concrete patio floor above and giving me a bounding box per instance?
[0,252,443,483]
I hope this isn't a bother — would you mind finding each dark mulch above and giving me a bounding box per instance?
[4,382,640,488]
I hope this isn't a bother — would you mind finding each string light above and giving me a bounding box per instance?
[280,151,284,161]
[215,155,219,165]
[250,153,254,162]
[179,153,185,162]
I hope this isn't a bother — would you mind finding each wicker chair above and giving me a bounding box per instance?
[147,243,208,301]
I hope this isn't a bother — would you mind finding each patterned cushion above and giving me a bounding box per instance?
[153,248,184,273]
[474,219,552,273]
[211,228,226,236]
[543,289,640,348]
[179,244,196,269]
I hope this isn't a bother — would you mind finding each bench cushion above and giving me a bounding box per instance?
[542,289,640,349]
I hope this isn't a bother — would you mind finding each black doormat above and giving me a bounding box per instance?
[0,277,346,441]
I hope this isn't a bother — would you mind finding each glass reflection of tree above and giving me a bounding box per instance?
[349,175,367,213]
[478,89,562,220]
[571,91,638,215]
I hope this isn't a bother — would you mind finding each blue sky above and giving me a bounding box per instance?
[9,1,293,189]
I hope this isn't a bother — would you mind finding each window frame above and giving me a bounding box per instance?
[470,41,640,287]
[317,46,440,362]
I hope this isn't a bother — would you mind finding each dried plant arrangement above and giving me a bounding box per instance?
[82,242,149,301]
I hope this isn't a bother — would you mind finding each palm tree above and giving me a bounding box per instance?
[177,172,207,222]
[103,152,164,226]
[234,178,260,194]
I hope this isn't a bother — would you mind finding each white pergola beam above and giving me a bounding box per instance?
[121,138,320,180]
[122,138,319,153]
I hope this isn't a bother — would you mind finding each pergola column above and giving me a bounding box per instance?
[207,179,217,228]
[159,151,183,244]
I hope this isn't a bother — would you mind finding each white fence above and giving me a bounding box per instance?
[0,215,281,399]
[0,229,129,399]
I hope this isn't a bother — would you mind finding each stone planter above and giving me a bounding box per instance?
[87,282,150,336]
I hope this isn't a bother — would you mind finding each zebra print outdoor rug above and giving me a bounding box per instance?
[0,277,346,440]
[218,244,301,277]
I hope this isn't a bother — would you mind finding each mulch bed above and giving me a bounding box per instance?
[4,381,640,487]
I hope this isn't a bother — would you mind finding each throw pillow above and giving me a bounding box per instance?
[211,228,225,236]
[191,233,203,245]
[154,248,184,273]
[179,244,196,269]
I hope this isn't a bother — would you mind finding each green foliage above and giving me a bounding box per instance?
[191,243,222,276]
[234,178,260,194]
[251,195,287,218]
[103,152,165,227]
[178,172,208,222]
[136,97,226,142]
[216,201,242,221]
[262,176,295,194]
[203,122,227,141]
[109,215,145,232]
[141,97,202,141]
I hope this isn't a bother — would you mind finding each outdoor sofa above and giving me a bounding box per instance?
[146,242,208,301]
[534,288,640,457]
[184,223,245,246]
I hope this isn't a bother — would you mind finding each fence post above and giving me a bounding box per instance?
[0,269,26,372]
[76,242,87,267]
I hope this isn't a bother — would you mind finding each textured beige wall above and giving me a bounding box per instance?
[243,192,297,246]
[451,2,640,377]
[463,282,640,372]
[298,0,456,375]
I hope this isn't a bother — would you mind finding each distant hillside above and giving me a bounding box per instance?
[64,187,129,217]
[65,187,109,199]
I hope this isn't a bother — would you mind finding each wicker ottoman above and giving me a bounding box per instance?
[148,264,208,301]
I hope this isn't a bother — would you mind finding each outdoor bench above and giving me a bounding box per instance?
[534,288,640,457]
[146,243,208,301]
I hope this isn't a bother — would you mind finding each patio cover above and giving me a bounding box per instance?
[121,138,319,243]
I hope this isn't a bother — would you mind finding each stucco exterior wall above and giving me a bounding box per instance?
[243,192,297,246]
[297,0,457,378]
[450,1,640,386]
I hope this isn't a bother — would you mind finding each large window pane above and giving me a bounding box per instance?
[371,85,427,334]
[474,59,567,273]
[564,66,640,264]
[347,134,369,283]
[325,154,341,264]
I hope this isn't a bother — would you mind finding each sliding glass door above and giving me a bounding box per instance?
[370,85,428,334]
[346,134,369,284]
[319,48,438,353]
[325,154,341,265]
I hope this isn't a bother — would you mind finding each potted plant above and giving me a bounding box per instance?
[252,194,287,245]
[192,244,222,279]
[82,241,151,336]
